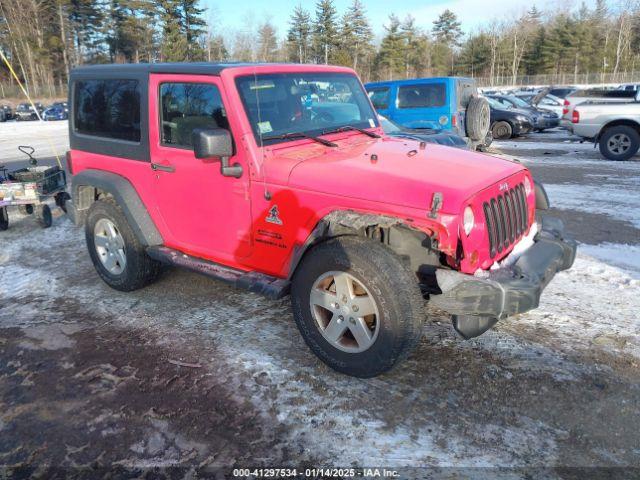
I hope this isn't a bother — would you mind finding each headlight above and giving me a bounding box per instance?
[523,176,532,196]
[463,206,474,236]
[516,115,529,122]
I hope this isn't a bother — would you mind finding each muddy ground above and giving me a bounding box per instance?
[1,125,639,479]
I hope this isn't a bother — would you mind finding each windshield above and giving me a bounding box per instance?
[236,72,378,144]
[486,97,505,109]
[506,96,530,108]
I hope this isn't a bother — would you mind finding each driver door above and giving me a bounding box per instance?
[148,74,252,263]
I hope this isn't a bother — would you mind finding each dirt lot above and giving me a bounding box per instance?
[1,123,639,478]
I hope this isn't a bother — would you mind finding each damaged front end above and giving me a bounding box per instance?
[430,217,577,339]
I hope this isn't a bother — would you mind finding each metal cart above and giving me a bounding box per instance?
[0,146,69,230]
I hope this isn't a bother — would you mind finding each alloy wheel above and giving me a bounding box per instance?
[608,133,631,155]
[94,218,127,275]
[309,271,380,353]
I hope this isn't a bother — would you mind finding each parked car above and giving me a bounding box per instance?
[378,114,468,149]
[14,103,40,121]
[515,92,565,117]
[43,105,69,121]
[561,89,638,129]
[571,100,640,160]
[0,104,13,121]
[67,62,575,378]
[487,94,560,131]
[365,77,491,150]
[486,96,534,139]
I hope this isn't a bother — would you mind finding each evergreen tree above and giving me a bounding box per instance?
[374,14,404,80]
[312,0,338,64]
[287,4,312,63]
[432,9,462,75]
[181,0,206,60]
[340,0,372,70]
[257,21,279,62]
[432,9,462,46]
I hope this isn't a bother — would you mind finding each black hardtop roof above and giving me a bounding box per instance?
[70,62,283,77]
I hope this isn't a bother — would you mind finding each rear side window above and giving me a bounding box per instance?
[367,87,390,109]
[160,83,229,148]
[74,80,140,142]
[397,83,446,109]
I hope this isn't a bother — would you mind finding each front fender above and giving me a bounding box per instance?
[288,210,446,279]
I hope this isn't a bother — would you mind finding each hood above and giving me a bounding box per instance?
[284,134,525,214]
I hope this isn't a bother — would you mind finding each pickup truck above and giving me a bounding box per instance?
[561,89,638,130]
[67,62,576,377]
[572,100,640,160]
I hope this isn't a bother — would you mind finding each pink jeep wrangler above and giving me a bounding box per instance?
[67,63,576,377]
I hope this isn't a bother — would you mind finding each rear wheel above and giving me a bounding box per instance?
[36,204,52,228]
[492,121,513,140]
[0,207,8,231]
[599,126,640,161]
[85,199,161,291]
[291,236,425,377]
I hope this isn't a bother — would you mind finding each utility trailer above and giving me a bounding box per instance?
[0,146,68,230]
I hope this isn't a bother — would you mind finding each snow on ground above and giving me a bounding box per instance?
[543,183,640,229]
[0,120,68,164]
[1,125,640,473]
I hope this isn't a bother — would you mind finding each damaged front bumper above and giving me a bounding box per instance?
[430,217,577,339]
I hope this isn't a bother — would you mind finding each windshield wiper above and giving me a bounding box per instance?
[262,131,337,147]
[322,125,381,138]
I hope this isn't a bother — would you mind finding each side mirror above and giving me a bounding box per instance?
[191,128,242,178]
[192,128,233,159]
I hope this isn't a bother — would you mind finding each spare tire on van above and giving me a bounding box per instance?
[465,95,490,142]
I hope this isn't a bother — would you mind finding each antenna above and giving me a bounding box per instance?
[253,69,270,200]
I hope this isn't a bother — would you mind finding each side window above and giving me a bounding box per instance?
[74,79,140,142]
[160,83,229,148]
[540,97,557,106]
[367,87,390,110]
[397,83,446,109]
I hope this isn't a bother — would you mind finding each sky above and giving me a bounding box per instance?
[202,0,598,41]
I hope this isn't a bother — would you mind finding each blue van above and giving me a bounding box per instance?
[365,77,491,149]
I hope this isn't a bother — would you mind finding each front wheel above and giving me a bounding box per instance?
[599,126,640,161]
[492,121,513,140]
[291,237,425,377]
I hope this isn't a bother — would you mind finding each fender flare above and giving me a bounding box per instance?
[287,210,441,279]
[71,169,163,246]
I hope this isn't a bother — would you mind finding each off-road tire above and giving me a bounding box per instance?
[85,199,161,291]
[36,204,52,228]
[291,236,425,378]
[465,95,491,141]
[0,207,8,231]
[599,125,640,161]
[492,121,513,140]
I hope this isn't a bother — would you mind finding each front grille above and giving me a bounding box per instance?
[483,183,528,258]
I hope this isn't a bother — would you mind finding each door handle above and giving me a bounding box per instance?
[151,162,175,173]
